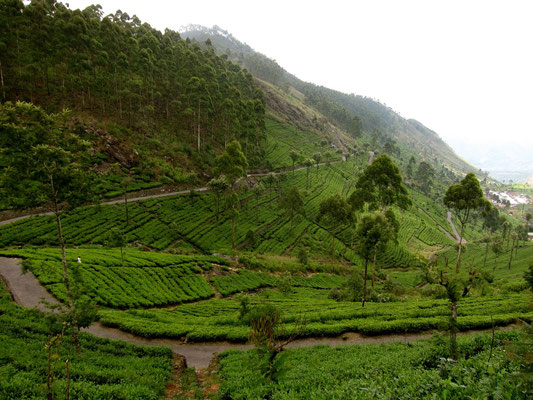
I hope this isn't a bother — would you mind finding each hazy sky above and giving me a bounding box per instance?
[63,0,533,155]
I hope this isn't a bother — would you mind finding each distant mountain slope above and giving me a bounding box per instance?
[182,25,477,175]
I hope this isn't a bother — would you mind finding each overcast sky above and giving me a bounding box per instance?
[63,0,533,156]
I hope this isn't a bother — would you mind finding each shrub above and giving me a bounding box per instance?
[329,271,363,302]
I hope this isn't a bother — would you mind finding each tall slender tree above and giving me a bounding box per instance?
[443,173,491,273]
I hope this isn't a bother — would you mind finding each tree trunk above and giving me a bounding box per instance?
[197,101,201,152]
[124,190,129,225]
[47,344,53,400]
[290,216,294,245]
[51,177,81,353]
[506,232,511,252]
[455,221,465,274]
[371,245,377,289]
[231,215,236,249]
[483,239,489,268]
[362,258,368,308]
[508,239,514,270]
[0,59,5,100]
[65,359,70,400]
[54,210,81,353]
[450,300,458,360]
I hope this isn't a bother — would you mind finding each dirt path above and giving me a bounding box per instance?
[0,257,502,370]
[447,211,467,244]
[0,257,59,311]
[368,150,375,165]
[417,207,458,243]
[0,160,341,227]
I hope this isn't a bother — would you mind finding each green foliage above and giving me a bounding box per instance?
[525,263,533,290]
[0,2,265,166]
[318,194,353,227]
[349,154,411,212]
[0,102,98,210]
[444,173,491,223]
[218,331,527,399]
[0,285,172,399]
[214,140,248,187]
[97,286,532,342]
[0,248,220,308]
[354,212,397,261]
[328,271,363,302]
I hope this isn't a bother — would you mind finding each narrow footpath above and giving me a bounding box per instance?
[447,211,467,244]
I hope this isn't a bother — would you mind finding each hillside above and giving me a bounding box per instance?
[1,3,532,400]
[181,25,478,176]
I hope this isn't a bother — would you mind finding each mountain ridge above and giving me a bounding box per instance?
[181,25,479,176]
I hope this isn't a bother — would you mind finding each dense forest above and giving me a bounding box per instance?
[0,0,266,175]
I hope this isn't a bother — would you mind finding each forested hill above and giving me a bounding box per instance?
[0,1,265,180]
[181,25,477,175]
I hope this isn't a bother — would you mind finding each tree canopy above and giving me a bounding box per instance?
[214,140,248,187]
[0,101,97,210]
[349,154,411,212]
[444,173,491,273]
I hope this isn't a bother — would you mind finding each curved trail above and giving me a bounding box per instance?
[0,257,507,369]
[417,207,458,243]
[447,211,466,244]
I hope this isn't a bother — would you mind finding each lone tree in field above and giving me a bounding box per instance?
[481,207,504,268]
[0,102,98,351]
[313,152,322,177]
[354,212,397,307]
[280,187,305,243]
[436,260,482,360]
[443,173,491,273]
[318,194,353,255]
[214,139,248,189]
[249,304,305,380]
[349,154,411,213]
[289,149,300,175]
[207,176,229,222]
[304,158,314,188]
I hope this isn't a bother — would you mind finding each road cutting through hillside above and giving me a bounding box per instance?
[0,160,339,227]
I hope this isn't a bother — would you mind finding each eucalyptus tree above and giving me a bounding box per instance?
[280,187,305,243]
[349,154,411,213]
[289,149,300,175]
[443,173,491,273]
[304,158,314,188]
[313,152,322,177]
[318,194,353,255]
[354,212,396,307]
[481,208,504,268]
[207,176,229,222]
